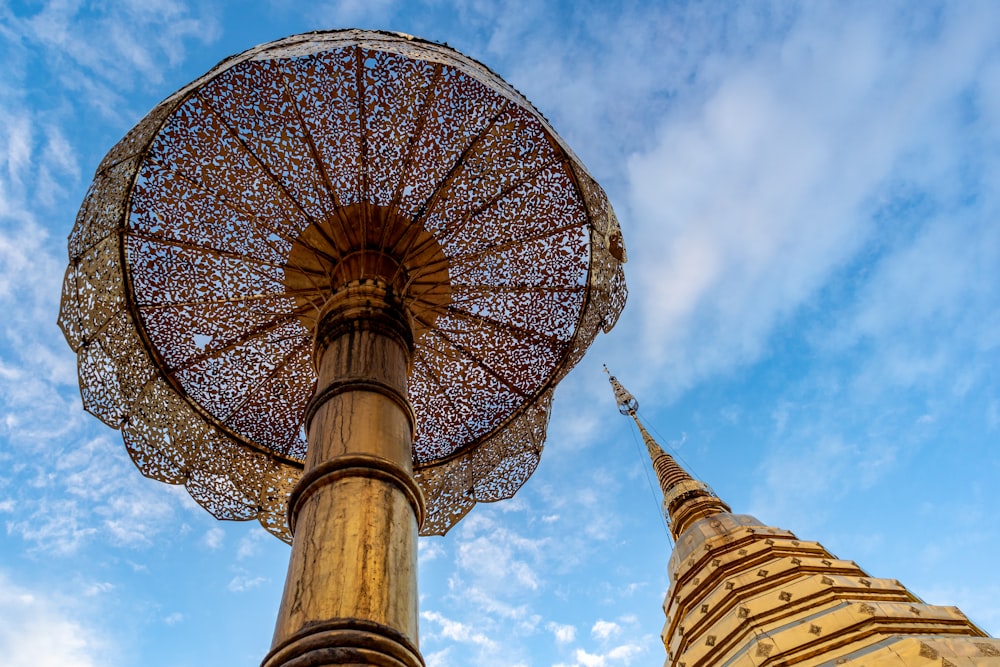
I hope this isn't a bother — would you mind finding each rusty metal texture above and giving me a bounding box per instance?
[58,29,627,540]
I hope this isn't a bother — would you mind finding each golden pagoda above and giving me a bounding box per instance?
[606,370,1000,666]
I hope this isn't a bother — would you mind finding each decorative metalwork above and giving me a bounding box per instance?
[59,29,627,540]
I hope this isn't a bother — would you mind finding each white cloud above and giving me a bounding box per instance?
[81,582,114,597]
[418,538,446,564]
[15,0,220,102]
[625,2,1000,395]
[749,432,886,531]
[607,643,643,661]
[454,514,548,593]
[557,642,646,667]
[0,114,33,205]
[591,619,621,641]
[6,498,98,556]
[311,0,400,25]
[421,610,497,650]
[457,534,541,591]
[828,211,1000,398]
[0,52,154,559]
[575,649,606,667]
[35,123,80,206]
[236,528,268,560]
[443,581,538,629]
[423,647,451,667]
[227,573,268,593]
[551,612,651,667]
[0,573,107,667]
[163,612,184,625]
[203,527,224,550]
[547,621,576,644]
[5,435,184,555]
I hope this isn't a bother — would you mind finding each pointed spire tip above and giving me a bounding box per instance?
[605,367,639,416]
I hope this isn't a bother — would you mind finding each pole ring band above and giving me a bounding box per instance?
[288,454,426,533]
[261,619,425,667]
[304,377,416,437]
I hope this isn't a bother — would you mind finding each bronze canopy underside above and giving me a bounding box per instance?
[59,30,627,538]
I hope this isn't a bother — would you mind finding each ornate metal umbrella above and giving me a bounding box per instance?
[59,29,626,666]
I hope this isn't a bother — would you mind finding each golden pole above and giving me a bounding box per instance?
[262,279,425,667]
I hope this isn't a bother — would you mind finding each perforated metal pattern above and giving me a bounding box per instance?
[59,30,627,539]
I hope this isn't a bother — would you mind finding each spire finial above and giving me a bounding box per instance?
[605,365,639,416]
[605,368,657,455]
[605,368,731,539]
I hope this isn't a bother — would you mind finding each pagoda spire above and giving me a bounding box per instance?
[605,368,1000,667]
[605,368,729,540]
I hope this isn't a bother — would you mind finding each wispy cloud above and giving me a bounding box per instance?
[829,211,1000,396]
[235,529,267,560]
[421,610,497,650]
[418,538,446,564]
[227,572,268,593]
[6,436,183,555]
[9,1,220,118]
[591,619,621,641]
[547,621,577,644]
[625,2,1000,395]
[81,582,114,597]
[163,612,184,626]
[203,527,224,550]
[423,646,452,667]
[554,614,649,667]
[451,512,551,592]
[1,1,190,561]
[0,572,107,667]
[554,643,646,667]
[310,0,400,27]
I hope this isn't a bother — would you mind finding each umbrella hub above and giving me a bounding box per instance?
[283,203,451,340]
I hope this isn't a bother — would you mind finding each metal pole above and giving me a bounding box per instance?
[263,279,424,667]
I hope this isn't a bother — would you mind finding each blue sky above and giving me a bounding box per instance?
[2,1,1000,666]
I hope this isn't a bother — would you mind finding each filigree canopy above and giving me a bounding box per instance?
[59,29,627,539]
